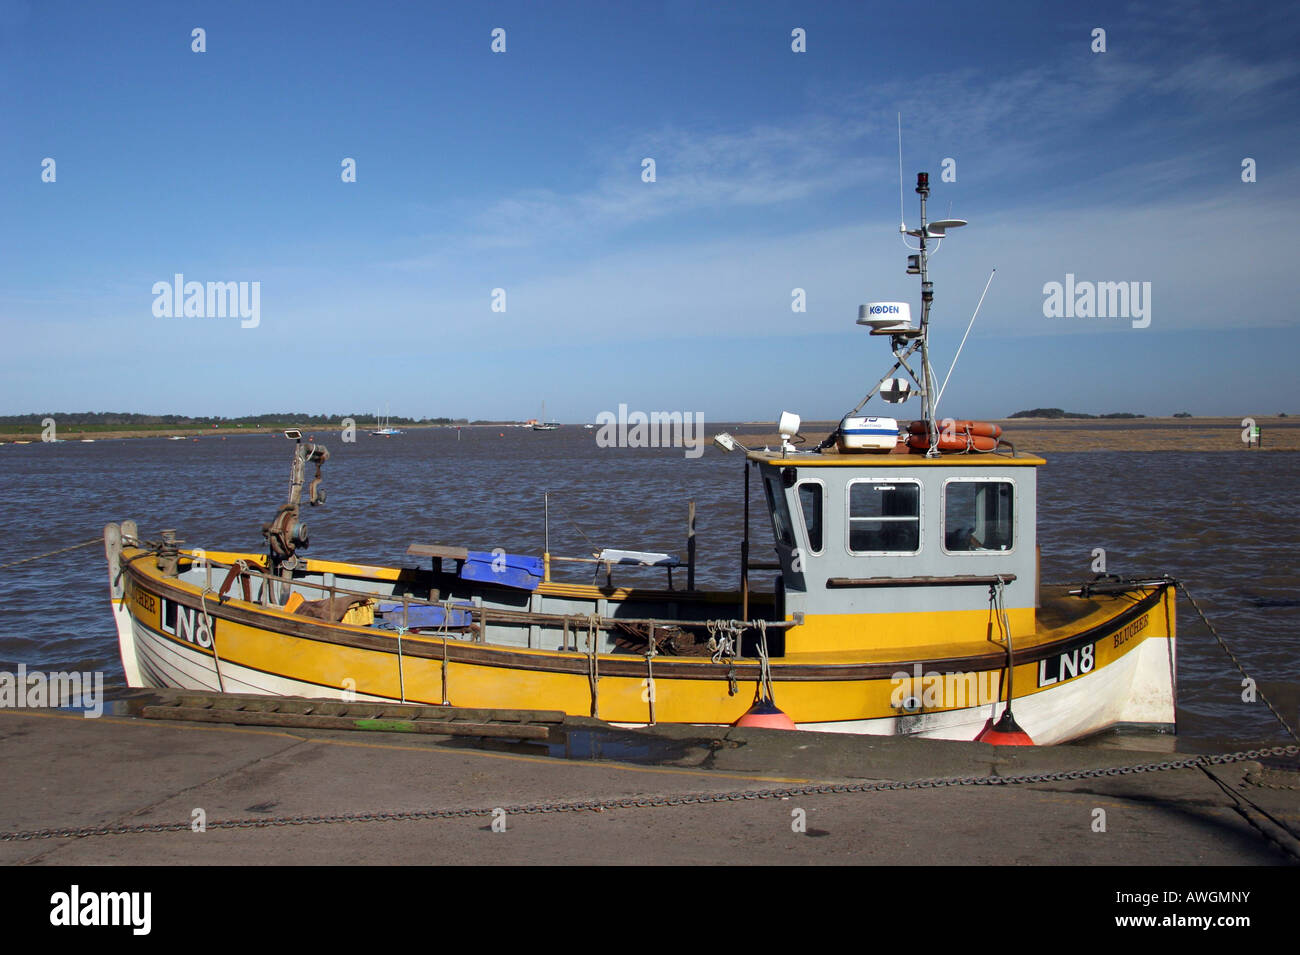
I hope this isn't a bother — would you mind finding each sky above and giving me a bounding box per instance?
[2,0,1298,423]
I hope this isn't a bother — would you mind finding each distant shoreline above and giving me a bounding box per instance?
[3,416,1296,452]
[0,422,529,442]
[732,416,1300,453]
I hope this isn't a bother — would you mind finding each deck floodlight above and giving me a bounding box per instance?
[778,412,801,453]
[714,432,749,453]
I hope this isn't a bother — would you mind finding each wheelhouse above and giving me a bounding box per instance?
[749,448,1045,656]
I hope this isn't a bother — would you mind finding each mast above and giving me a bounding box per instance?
[837,168,964,453]
[915,171,937,439]
[900,171,963,455]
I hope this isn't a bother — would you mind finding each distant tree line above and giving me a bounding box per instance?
[0,412,469,427]
[1007,408,1145,419]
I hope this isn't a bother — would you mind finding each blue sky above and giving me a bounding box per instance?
[2,0,1298,422]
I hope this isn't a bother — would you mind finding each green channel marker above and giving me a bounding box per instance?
[354,719,417,733]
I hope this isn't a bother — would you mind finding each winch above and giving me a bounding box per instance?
[261,429,329,596]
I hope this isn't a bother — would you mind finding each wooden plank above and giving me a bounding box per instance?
[146,690,565,725]
[232,699,282,713]
[141,705,554,740]
[291,700,563,724]
[164,694,217,709]
[406,543,470,561]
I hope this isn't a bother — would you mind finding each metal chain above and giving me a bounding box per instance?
[0,538,100,570]
[5,744,1295,843]
[1178,580,1298,743]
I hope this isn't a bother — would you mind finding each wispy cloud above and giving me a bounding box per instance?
[387,118,883,264]
[385,24,1298,274]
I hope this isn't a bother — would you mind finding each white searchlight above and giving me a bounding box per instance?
[778,411,801,453]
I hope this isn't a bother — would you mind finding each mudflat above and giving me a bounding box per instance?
[732,417,1300,453]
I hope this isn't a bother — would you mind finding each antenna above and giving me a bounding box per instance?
[842,167,970,456]
[898,113,908,233]
[934,268,997,414]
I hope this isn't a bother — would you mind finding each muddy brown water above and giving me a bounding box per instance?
[1,425,1295,748]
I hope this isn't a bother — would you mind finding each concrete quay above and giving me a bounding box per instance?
[2,700,1297,866]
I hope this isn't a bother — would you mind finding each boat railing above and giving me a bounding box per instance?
[131,545,794,649]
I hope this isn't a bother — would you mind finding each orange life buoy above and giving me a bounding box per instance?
[906,432,999,453]
[907,419,1002,439]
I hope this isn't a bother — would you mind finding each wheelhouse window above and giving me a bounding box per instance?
[763,473,795,547]
[847,480,920,553]
[944,480,1014,552]
[796,481,824,554]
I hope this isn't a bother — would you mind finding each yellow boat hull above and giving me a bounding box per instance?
[108,542,1176,746]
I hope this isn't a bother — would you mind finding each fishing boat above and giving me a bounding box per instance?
[103,172,1177,745]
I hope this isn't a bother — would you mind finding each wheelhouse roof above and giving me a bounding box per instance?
[744,448,1047,468]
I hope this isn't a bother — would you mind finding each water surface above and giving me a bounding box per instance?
[1,429,1294,746]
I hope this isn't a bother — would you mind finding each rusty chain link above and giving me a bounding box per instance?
[1177,580,1299,743]
[5,744,1296,843]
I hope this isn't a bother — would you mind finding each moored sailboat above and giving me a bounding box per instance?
[532,401,560,431]
[371,404,402,436]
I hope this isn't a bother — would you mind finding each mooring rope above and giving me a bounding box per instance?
[0,538,100,570]
[394,626,407,705]
[437,602,453,705]
[199,587,226,694]
[755,620,775,704]
[706,620,742,696]
[645,625,657,725]
[991,576,1017,711]
[441,637,450,706]
[586,614,600,718]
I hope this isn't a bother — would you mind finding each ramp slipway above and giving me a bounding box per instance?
[1,693,1296,865]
